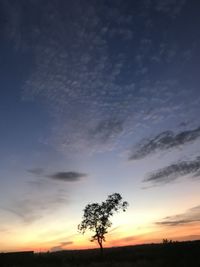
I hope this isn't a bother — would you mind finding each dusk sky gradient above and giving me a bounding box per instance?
[0,0,200,252]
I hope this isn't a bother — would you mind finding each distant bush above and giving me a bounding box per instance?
[162,238,173,244]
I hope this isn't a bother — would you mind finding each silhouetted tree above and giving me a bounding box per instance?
[78,193,128,255]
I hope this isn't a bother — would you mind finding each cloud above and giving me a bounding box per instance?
[0,0,22,49]
[17,2,151,153]
[0,188,68,224]
[90,118,124,143]
[0,227,8,233]
[10,168,87,223]
[0,206,31,222]
[144,156,200,185]
[14,0,199,157]
[50,241,73,252]
[27,168,87,182]
[27,168,44,175]
[130,126,200,160]
[47,171,87,182]
[3,195,67,223]
[154,0,186,18]
[193,170,200,178]
[156,205,200,226]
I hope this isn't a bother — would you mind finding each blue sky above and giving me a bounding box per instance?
[0,0,200,252]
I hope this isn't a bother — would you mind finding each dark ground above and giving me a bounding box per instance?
[0,240,200,267]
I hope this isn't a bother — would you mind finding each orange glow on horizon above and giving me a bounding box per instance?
[2,222,199,253]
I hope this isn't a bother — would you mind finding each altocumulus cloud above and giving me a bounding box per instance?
[18,0,198,156]
[48,171,87,182]
[130,126,200,160]
[90,117,124,143]
[144,156,200,185]
[156,205,200,226]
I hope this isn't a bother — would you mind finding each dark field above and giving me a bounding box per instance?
[1,240,200,267]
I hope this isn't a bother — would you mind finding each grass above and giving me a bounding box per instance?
[0,240,200,267]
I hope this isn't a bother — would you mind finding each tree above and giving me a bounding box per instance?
[78,193,128,255]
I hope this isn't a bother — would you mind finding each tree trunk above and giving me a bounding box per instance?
[98,239,103,257]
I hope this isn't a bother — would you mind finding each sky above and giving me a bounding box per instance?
[0,0,200,252]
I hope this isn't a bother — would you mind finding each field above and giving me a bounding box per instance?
[0,240,200,267]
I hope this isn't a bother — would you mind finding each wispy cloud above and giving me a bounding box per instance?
[47,171,87,182]
[0,191,68,224]
[130,126,200,160]
[27,168,44,175]
[0,227,8,233]
[0,206,33,223]
[50,241,73,252]
[1,170,70,224]
[156,205,200,226]
[144,156,200,185]
[11,168,87,222]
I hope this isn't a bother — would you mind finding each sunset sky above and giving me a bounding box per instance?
[0,0,200,252]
